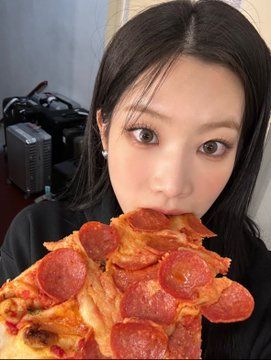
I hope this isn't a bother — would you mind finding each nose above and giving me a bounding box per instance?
[149,150,193,199]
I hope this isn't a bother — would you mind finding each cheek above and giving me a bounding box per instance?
[107,139,151,212]
[109,146,150,184]
[196,158,235,212]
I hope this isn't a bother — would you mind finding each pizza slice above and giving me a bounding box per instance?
[0,209,254,359]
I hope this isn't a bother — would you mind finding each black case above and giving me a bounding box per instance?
[35,108,86,164]
[1,97,87,164]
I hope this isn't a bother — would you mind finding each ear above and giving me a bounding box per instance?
[96,109,108,151]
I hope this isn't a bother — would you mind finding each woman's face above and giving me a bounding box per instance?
[98,56,244,218]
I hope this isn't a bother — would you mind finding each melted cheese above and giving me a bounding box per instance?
[77,259,122,358]
[0,323,54,359]
[0,299,90,359]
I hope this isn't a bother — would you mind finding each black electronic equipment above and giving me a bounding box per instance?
[6,123,51,197]
[1,82,88,197]
[1,81,88,164]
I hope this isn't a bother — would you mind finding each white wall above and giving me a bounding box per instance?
[241,0,271,49]
[248,130,271,249]
[0,0,109,111]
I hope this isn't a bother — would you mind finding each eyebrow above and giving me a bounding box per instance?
[125,104,241,132]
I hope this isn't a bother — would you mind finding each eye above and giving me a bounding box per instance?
[125,125,158,145]
[199,140,232,157]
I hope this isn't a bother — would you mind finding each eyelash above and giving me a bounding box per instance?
[124,122,234,158]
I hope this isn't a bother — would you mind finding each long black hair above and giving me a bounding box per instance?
[65,0,270,279]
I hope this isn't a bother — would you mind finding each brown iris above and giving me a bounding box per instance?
[203,141,218,154]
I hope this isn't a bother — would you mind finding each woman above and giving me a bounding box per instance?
[1,0,271,358]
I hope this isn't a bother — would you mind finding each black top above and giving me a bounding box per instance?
[1,196,271,359]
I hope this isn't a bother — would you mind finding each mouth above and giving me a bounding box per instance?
[149,208,188,216]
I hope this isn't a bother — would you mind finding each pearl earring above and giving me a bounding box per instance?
[102,150,108,159]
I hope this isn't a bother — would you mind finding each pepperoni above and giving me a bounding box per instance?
[111,321,168,359]
[79,222,119,261]
[50,345,66,358]
[168,315,202,359]
[112,264,159,292]
[120,279,178,324]
[201,281,255,323]
[37,248,87,302]
[76,333,106,359]
[159,250,213,300]
[125,209,170,232]
[5,321,19,335]
[182,214,216,238]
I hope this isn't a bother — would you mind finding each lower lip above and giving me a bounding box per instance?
[152,209,185,216]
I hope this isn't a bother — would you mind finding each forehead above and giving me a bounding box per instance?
[114,55,245,127]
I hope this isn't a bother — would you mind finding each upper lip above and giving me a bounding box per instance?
[149,208,187,216]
